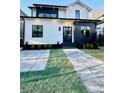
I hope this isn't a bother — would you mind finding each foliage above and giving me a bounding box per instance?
[48,45,52,48]
[90,44,94,49]
[86,43,90,48]
[37,45,41,49]
[83,44,86,49]
[31,45,36,49]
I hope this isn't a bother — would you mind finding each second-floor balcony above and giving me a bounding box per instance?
[36,7,59,18]
[38,13,57,18]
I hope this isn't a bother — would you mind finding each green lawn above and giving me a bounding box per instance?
[20,49,87,93]
[81,47,104,61]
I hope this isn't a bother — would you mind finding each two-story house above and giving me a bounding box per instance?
[21,0,100,48]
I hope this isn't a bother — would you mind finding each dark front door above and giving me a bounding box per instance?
[63,26,72,42]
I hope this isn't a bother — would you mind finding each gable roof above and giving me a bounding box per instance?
[20,9,27,16]
[67,0,92,11]
[89,9,104,20]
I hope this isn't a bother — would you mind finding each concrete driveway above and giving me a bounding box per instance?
[63,49,104,93]
[20,50,50,72]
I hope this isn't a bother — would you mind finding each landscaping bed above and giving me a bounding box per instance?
[20,49,87,93]
[23,43,62,50]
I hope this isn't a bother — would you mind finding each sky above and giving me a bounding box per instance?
[20,0,104,16]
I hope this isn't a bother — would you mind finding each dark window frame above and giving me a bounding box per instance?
[32,25,43,38]
[81,26,91,37]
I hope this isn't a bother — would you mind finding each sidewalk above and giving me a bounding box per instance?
[20,50,50,72]
[63,49,104,93]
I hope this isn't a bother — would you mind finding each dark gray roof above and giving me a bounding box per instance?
[29,4,67,9]
[33,4,67,8]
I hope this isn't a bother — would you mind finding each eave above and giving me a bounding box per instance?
[20,16,101,23]
[33,4,67,8]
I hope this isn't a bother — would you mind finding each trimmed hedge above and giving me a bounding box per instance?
[76,43,98,49]
[23,44,62,50]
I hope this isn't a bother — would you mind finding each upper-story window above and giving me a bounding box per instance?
[37,7,58,18]
[75,10,80,19]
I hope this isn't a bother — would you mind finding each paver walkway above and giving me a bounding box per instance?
[63,49,104,93]
[20,50,50,72]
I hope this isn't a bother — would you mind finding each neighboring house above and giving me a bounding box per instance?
[96,14,104,35]
[89,9,104,46]
[89,9,104,35]
[21,0,101,47]
[20,10,27,46]
[97,15,104,46]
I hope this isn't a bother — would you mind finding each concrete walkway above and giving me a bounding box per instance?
[20,50,50,72]
[63,49,104,93]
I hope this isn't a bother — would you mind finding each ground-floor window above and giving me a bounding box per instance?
[81,26,91,37]
[32,25,43,37]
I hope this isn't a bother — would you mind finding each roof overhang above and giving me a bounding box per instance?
[28,4,67,9]
[33,4,67,8]
[20,16,101,23]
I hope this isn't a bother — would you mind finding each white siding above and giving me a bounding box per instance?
[32,8,36,17]
[65,3,89,19]
[58,9,66,18]
[31,3,89,19]
[24,18,63,44]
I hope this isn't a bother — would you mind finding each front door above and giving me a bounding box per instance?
[63,26,72,42]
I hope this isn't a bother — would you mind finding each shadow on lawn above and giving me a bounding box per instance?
[21,66,75,81]
[21,63,103,83]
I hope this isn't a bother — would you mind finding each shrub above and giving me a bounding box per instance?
[93,41,98,49]
[37,45,41,49]
[83,44,86,49]
[31,45,35,49]
[44,45,48,48]
[86,43,90,48]
[48,45,52,48]
[40,45,43,48]
[90,44,94,49]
